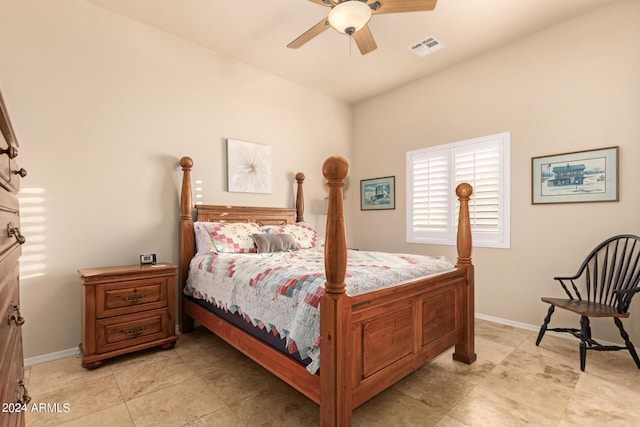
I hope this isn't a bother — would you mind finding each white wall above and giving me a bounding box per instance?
[0,0,352,358]
[351,0,640,345]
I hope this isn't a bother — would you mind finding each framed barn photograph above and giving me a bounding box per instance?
[531,146,618,204]
[361,176,395,210]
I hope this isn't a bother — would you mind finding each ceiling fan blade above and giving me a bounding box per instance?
[287,18,331,49]
[306,0,333,7]
[353,24,377,55]
[370,0,437,15]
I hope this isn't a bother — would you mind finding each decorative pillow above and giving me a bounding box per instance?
[266,223,320,249]
[198,222,262,253]
[251,233,298,253]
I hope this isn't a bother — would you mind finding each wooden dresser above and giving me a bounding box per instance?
[78,263,178,369]
[0,90,29,425]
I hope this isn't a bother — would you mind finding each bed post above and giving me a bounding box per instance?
[295,172,305,223]
[320,156,351,427]
[453,183,476,364]
[179,156,195,333]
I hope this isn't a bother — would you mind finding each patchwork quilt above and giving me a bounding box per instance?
[184,247,454,373]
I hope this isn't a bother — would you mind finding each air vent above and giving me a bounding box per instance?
[409,35,444,57]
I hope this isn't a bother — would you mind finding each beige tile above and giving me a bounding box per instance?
[183,407,247,426]
[446,387,560,427]
[200,352,283,405]
[175,328,243,373]
[430,348,498,385]
[228,377,318,427]
[105,345,180,371]
[353,387,443,427]
[25,374,124,427]
[560,371,640,426]
[126,376,225,427]
[475,350,579,418]
[393,365,475,413]
[58,403,133,427]
[434,415,469,427]
[475,319,532,348]
[28,354,112,396]
[24,319,639,426]
[112,354,197,400]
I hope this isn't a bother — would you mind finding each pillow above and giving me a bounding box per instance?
[265,223,319,249]
[194,222,218,254]
[251,233,298,253]
[197,222,262,253]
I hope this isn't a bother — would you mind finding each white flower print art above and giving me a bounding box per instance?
[227,139,273,194]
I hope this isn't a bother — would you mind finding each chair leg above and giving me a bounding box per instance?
[579,316,590,372]
[614,317,640,369]
[536,305,555,346]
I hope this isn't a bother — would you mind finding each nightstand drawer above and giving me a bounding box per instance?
[96,309,169,354]
[96,278,168,318]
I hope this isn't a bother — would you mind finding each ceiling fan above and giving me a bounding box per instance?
[287,0,438,55]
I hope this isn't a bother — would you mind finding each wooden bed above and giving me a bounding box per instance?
[178,155,476,426]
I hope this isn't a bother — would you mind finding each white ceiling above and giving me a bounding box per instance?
[84,0,617,104]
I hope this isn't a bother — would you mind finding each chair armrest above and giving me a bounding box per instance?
[614,287,640,296]
[553,274,580,281]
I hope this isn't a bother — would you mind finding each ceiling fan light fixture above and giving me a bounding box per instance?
[328,1,372,35]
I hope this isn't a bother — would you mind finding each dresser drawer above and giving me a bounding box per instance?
[0,249,21,367]
[96,308,170,354]
[0,131,21,194]
[0,326,26,421]
[96,277,168,318]
[0,190,21,260]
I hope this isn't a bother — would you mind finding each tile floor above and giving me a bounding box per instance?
[22,319,640,426]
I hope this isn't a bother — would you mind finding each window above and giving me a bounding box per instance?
[406,132,510,248]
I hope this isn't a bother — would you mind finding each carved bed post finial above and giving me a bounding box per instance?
[295,172,305,223]
[455,183,473,266]
[322,156,349,295]
[180,157,194,221]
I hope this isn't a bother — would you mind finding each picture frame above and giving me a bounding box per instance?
[361,176,395,210]
[531,146,619,204]
[227,139,272,194]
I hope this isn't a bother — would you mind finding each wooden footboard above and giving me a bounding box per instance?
[178,155,475,427]
[320,156,475,425]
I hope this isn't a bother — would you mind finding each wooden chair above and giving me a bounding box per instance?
[536,234,640,371]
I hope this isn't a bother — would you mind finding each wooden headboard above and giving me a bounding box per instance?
[195,205,297,225]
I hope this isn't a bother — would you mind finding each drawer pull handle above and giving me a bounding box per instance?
[7,222,26,244]
[123,294,146,303]
[16,380,31,405]
[1,145,18,159]
[14,167,28,178]
[9,303,25,326]
[122,326,146,337]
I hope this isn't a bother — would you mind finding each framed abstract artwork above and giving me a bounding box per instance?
[227,139,272,194]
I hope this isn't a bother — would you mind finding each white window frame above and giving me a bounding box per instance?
[406,132,511,249]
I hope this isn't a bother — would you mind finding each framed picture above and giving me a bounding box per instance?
[361,176,395,210]
[227,139,272,194]
[531,146,618,204]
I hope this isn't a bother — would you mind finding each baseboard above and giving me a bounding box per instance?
[23,318,635,367]
[24,323,181,367]
[24,347,79,367]
[475,312,541,333]
[475,312,639,351]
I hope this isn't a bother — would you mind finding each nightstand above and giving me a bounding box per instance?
[78,263,178,369]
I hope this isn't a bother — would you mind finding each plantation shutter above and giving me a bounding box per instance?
[406,132,510,248]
